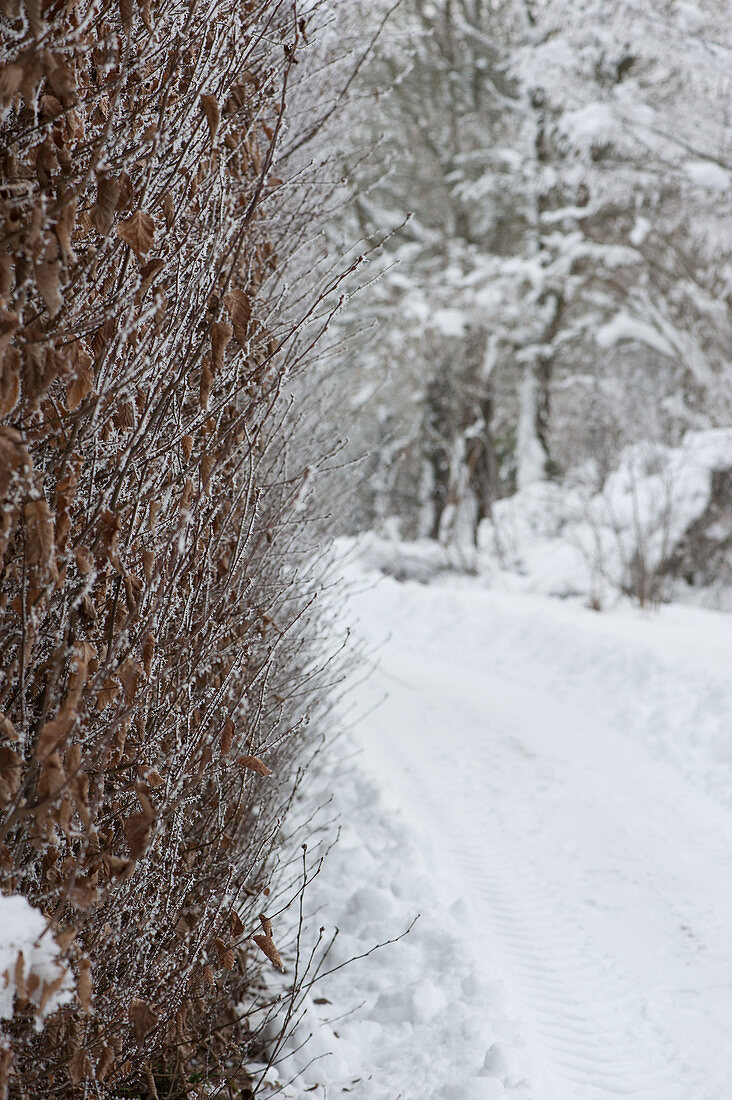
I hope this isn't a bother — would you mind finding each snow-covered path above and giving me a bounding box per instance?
[280,562,732,1100]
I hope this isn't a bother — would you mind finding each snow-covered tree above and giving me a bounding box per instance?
[338,0,732,542]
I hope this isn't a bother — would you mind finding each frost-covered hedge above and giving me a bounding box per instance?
[0,0,347,1093]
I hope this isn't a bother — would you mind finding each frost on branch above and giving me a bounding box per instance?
[0,0,349,1092]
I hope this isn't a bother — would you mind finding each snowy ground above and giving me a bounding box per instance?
[267,544,732,1099]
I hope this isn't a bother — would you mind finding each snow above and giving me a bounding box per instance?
[683,161,730,191]
[676,2,704,33]
[629,215,651,246]
[559,103,616,151]
[595,311,676,358]
[476,429,732,608]
[431,308,467,337]
[262,533,732,1099]
[0,895,72,1029]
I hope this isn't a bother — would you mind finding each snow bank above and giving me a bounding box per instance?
[351,528,480,583]
[270,755,534,1100]
[482,429,732,607]
[0,895,73,1029]
[346,429,731,608]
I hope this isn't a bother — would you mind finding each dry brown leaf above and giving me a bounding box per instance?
[96,1044,115,1082]
[0,745,22,804]
[199,360,213,409]
[0,347,20,418]
[0,1048,12,1100]
[162,192,175,227]
[23,344,62,410]
[129,997,158,1042]
[118,658,143,705]
[57,794,74,835]
[124,811,153,859]
[102,853,134,879]
[138,0,153,31]
[67,878,97,910]
[38,971,66,1014]
[68,641,98,696]
[237,755,272,777]
[0,253,12,298]
[45,52,76,105]
[35,259,63,316]
[17,53,42,102]
[0,849,14,875]
[78,957,92,1012]
[142,548,155,582]
[258,913,273,938]
[14,949,26,1003]
[116,171,134,211]
[181,435,193,462]
[230,911,244,937]
[0,63,23,106]
[67,766,88,828]
[55,200,77,264]
[24,499,55,572]
[116,210,155,260]
[64,340,93,406]
[211,320,233,372]
[200,452,215,490]
[66,365,93,411]
[36,709,74,758]
[37,751,65,803]
[74,546,92,574]
[54,927,76,950]
[179,478,194,514]
[40,93,62,118]
[92,175,120,235]
[252,933,284,971]
[124,790,155,859]
[125,570,143,610]
[138,257,164,299]
[119,0,133,31]
[221,717,235,755]
[0,309,19,355]
[201,94,220,141]
[99,509,122,569]
[213,937,234,969]
[116,395,137,429]
[224,289,252,346]
[0,716,18,742]
[64,741,81,775]
[96,678,120,710]
[142,632,155,676]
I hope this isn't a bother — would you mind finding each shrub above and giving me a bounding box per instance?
[0,0,348,1093]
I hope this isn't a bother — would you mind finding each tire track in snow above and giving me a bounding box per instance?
[455,844,688,1099]
[358,625,732,1100]
[410,774,686,1097]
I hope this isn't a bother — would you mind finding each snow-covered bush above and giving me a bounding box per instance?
[482,430,732,607]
